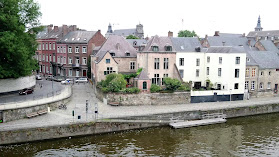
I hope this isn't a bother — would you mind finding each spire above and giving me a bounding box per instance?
[255,15,263,31]
[107,23,113,33]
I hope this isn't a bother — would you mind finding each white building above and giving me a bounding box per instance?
[172,37,246,102]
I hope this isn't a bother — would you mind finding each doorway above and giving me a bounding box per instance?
[83,70,86,77]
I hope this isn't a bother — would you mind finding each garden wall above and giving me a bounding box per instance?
[95,87,191,106]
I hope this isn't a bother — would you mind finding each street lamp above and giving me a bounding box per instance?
[230,89,232,101]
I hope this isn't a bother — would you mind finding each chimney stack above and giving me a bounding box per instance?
[168,31,173,37]
[214,31,220,36]
[62,25,68,37]
[47,24,53,33]
[242,33,246,37]
[222,41,225,46]
[54,26,58,32]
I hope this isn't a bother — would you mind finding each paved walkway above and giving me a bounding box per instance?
[1,83,279,131]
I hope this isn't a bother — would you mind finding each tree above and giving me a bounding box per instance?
[178,30,198,37]
[163,78,182,91]
[0,0,42,79]
[126,35,139,39]
[101,73,127,92]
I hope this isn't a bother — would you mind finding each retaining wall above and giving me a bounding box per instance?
[0,75,36,94]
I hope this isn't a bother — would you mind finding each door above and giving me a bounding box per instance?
[76,70,79,77]
[275,84,278,93]
[83,70,86,77]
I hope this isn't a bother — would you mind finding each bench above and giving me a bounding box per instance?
[109,102,119,106]
[26,112,39,118]
[37,109,48,115]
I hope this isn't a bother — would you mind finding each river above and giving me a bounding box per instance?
[1,113,279,156]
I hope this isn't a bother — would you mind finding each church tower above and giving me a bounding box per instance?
[255,15,263,31]
[136,24,144,39]
[107,23,113,33]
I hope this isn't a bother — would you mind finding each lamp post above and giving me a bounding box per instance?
[230,89,232,101]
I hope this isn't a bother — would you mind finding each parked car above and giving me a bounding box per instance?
[54,76,64,82]
[61,79,73,85]
[46,75,54,81]
[36,75,42,80]
[19,88,34,95]
[75,78,88,83]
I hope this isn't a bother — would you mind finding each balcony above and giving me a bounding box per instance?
[72,64,80,68]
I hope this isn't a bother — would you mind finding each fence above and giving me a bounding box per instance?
[0,86,72,111]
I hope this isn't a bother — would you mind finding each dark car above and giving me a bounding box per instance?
[19,88,34,95]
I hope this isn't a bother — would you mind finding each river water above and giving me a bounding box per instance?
[1,113,279,157]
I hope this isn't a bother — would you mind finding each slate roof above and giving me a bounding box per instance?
[171,37,201,52]
[95,35,137,63]
[113,29,137,36]
[36,27,63,40]
[247,51,279,69]
[135,70,149,80]
[126,39,148,46]
[205,46,246,54]
[247,30,279,37]
[58,31,97,44]
[246,51,258,66]
[218,33,243,38]
[207,36,252,51]
[142,35,175,52]
[259,40,279,51]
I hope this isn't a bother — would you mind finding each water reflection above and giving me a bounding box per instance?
[2,113,279,156]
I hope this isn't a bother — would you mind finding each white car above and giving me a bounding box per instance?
[75,78,88,83]
[36,75,42,80]
[61,79,73,85]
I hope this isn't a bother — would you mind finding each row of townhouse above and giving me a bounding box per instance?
[35,24,105,78]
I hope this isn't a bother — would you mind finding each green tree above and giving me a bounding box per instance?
[163,78,182,91]
[126,35,139,39]
[101,73,127,92]
[0,0,42,78]
[150,84,161,93]
[178,30,198,37]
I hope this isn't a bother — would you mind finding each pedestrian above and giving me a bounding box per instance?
[40,84,43,88]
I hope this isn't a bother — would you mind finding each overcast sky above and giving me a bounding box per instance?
[35,0,279,38]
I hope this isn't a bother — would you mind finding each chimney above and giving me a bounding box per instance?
[214,31,220,36]
[54,26,58,32]
[47,24,53,33]
[242,33,246,37]
[168,31,173,37]
[222,41,225,46]
[62,25,68,37]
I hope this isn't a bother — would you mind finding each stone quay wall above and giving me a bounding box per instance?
[0,75,36,94]
[95,87,191,106]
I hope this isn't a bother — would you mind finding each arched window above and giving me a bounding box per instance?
[143,81,147,90]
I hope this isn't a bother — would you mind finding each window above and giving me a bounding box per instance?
[42,43,45,50]
[235,69,239,78]
[165,46,172,51]
[179,70,184,78]
[75,46,79,53]
[38,44,41,50]
[53,55,55,62]
[126,52,130,56]
[246,68,249,77]
[207,56,210,63]
[43,54,45,61]
[39,54,41,61]
[269,71,271,76]
[260,82,263,89]
[50,66,52,74]
[104,67,115,75]
[46,55,48,62]
[152,46,159,52]
[49,54,52,62]
[57,56,60,63]
[82,46,87,53]
[179,58,184,66]
[106,59,110,64]
[69,69,72,76]
[219,57,222,64]
[46,43,48,50]
[268,82,271,89]
[245,81,249,89]
[68,46,72,53]
[133,41,137,46]
[130,62,135,69]
[110,53,115,56]
[82,57,87,65]
[251,81,255,90]
[234,83,239,89]
[63,46,66,53]
[42,65,45,73]
[46,66,48,73]
[76,57,79,65]
[236,57,240,64]
[154,58,159,69]
[196,58,200,66]
[152,74,160,85]
[68,57,72,64]
[49,43,52,50]
[218,68,222,76]
[57,46,60,53]
[164,58,169,69]
[260,71,264,76]
[143,81,147,90]
[217,84,221,90]
[252,68,256,77]
[53,43,55,50]
[63,57,66,64]
[196,69,199,77]
[207,67,209,75]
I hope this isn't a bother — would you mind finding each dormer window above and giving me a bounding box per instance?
[126,52,130,56]
[133,41,137,46]
[165,46,172,51]
[110,53,115,56]
[152,46,159,52]
[246,57,250,62]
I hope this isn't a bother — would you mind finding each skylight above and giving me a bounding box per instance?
[181,46,184,50]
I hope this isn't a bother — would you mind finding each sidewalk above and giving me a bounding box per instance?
[1,83,279,131]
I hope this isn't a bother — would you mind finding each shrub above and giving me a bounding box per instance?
[163,78,182,91]
[101,87,109,93]
[150,84,161,93]
[123,87,140,94]
[97,80,105,88]
[178,84,191,91]
[107,76,127,92]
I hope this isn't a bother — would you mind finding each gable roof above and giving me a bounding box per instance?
[135,70,149,80]
[247,30,279,37]
[143,35,175,52]
[95,35,137,63]
[171,37,201,52]
[58,31,97,44]
[205,46,246,54]
[207,36,252,51]
[247,51,279,69]
[258,40,279,51]
[36,27,63,40]
[218,33,243,38]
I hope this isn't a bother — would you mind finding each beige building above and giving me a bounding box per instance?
[91,35,137,83]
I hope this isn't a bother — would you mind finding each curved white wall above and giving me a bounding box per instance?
[0,75,36,93]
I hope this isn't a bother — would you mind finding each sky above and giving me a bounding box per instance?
[35,0,279,38]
